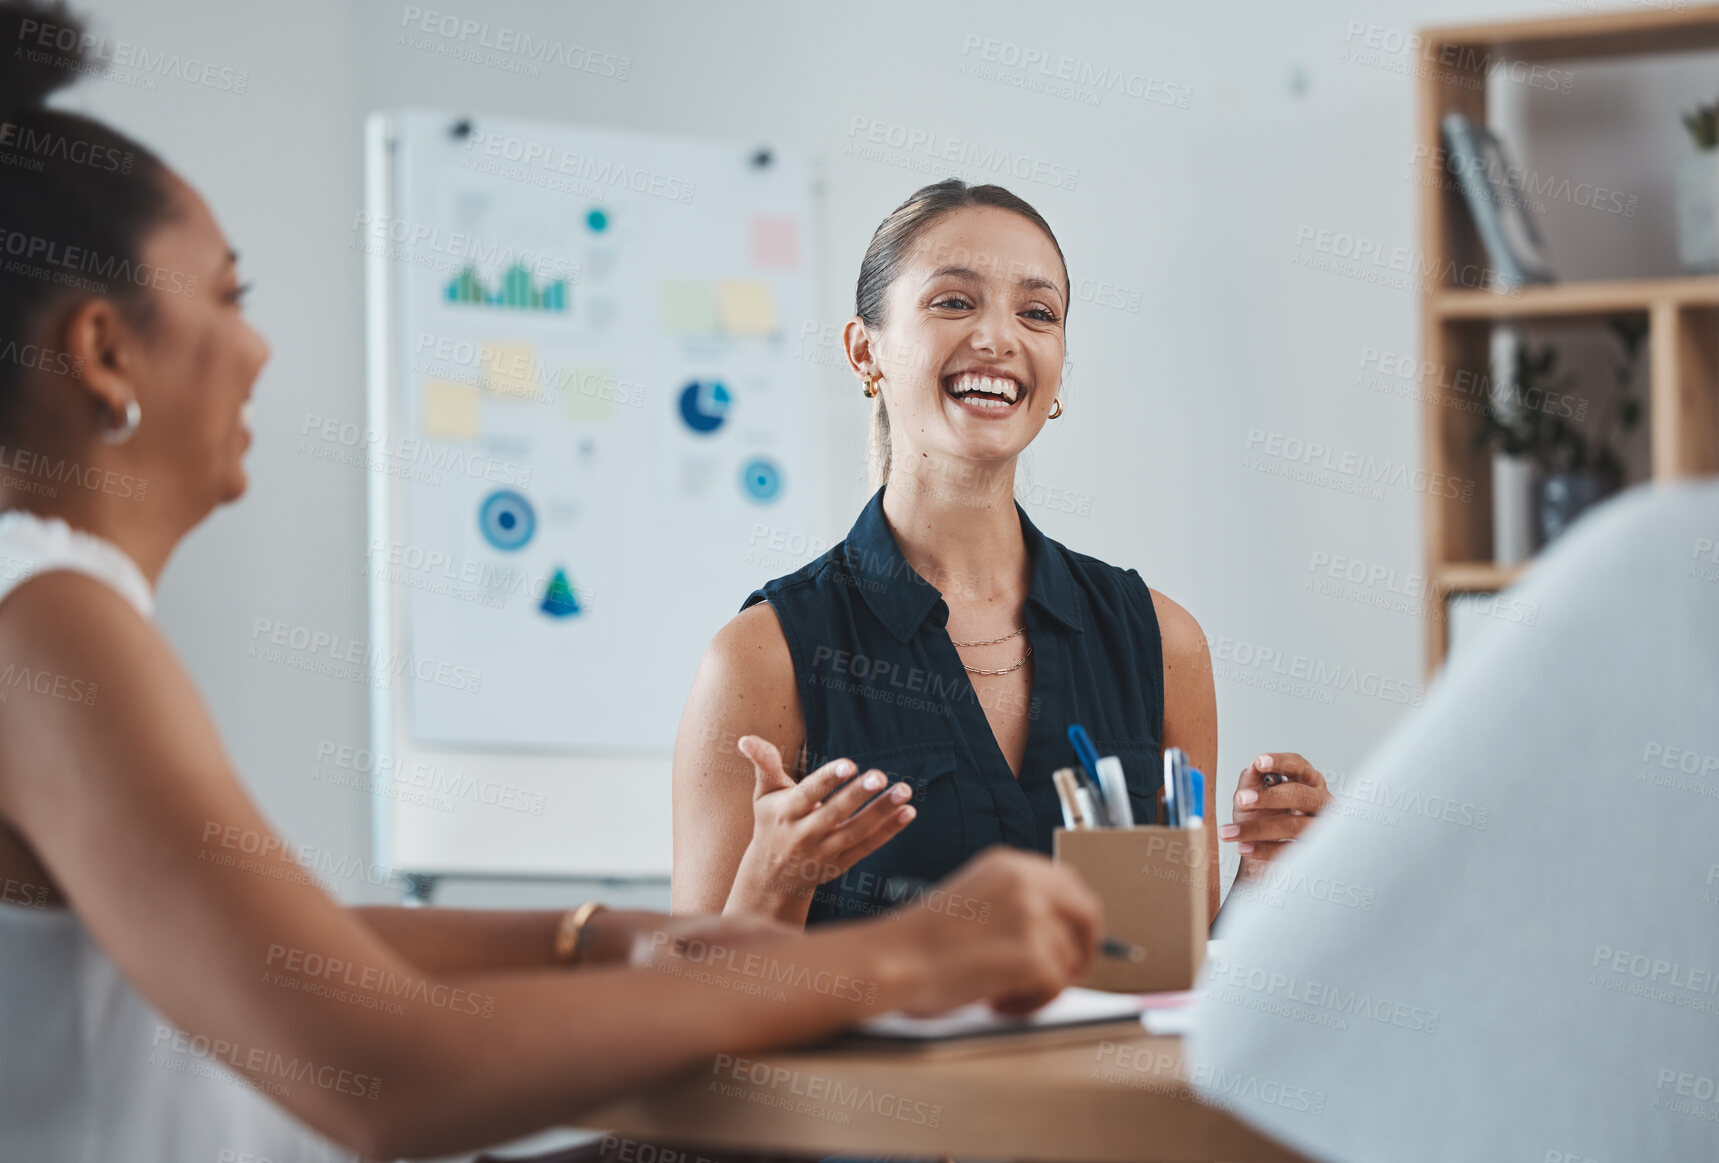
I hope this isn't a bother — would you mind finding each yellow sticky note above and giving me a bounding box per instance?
[718,279,778,336]
[422,378,480,440]
[560,365,617,424]
[661,279,716,336]
[481,343,545,402]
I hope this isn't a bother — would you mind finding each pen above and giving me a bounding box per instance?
[1078,776,1112,828]
[1186,768,1204,828]
[1094,755,1135,828]
[1065,724,1112,827]
[1163,747,1187,827]
[1067,724,1104,782]
[1075,783,1108,829]
[1052,767,1091,829]
[1176,759,1193,830]
[1100,937,1147,963]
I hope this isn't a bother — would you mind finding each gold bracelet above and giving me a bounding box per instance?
[553,901,608,966]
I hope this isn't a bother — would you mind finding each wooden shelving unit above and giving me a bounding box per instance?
[1434,561,1524,593]
[1432,275,1719,321]
[1418,7,1719,672]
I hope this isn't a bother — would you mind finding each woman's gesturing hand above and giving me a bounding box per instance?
[1218,752,1333,867]
[723,734,917,924]
[886,847,1103,1017]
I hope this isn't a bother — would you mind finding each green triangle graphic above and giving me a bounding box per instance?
[540,567,581,618]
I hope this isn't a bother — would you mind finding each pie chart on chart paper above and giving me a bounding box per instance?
[478,489,536,552]
[677,380,731,435]
[740,457,782,503]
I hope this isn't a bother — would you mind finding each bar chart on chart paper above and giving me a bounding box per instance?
[443,264,569,312]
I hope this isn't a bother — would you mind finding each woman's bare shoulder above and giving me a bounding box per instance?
[703,601,797,687]
[1148,588,1210,666]
[0,569,210,802]
[0,568,169,706]
[679,601,802,766]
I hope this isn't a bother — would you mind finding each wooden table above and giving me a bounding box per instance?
[579,1029,1311,1163]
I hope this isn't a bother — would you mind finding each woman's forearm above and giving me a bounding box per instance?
[723,844,819,927]
[363,847,1100,1156]
[353,907,563,972]
[330,918,920,1158]
[352,906,673,972]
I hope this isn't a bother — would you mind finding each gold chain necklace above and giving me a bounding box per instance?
[961,643,1033,676]
[949,626,1026,647]
[951,626,1032,675]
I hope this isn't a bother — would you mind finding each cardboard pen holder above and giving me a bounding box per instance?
[1053,825,1210,993]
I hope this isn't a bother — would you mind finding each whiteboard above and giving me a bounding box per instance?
[364,110,823,880]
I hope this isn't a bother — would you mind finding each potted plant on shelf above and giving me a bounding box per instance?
[1473,316,1648,547]
[1488,329,1534,566]
[1678,93,1719,275]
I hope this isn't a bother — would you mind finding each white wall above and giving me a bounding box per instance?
[62,0,377,886]
[64,0,1695,905]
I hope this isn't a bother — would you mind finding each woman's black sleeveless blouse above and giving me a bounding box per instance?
[742,486,1165,926]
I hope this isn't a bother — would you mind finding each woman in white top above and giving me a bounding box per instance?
[0,3,1105,1159]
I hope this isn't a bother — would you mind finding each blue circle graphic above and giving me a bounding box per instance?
[586,207,609,233]
[741,458,782,503]
[478,489,536,552]
[677,380,731,435]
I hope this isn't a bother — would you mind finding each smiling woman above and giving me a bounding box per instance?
[851,183,1071,486]
[672,179,1333,930]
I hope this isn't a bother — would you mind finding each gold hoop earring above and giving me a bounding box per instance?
[862,375,879,399]
[1047,397,1063,420]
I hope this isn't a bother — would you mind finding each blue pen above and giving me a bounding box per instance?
[1065,724,1114,826]
[1066,723,1104,782]
[1186,768,1205,828]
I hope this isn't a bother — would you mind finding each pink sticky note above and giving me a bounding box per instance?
[750,216,799,270]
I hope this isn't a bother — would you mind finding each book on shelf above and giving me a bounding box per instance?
[1441,113,1556,291]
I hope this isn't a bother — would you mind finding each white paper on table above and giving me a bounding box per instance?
[851,986,1145,1041]
[1143,1007,1199,1036]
